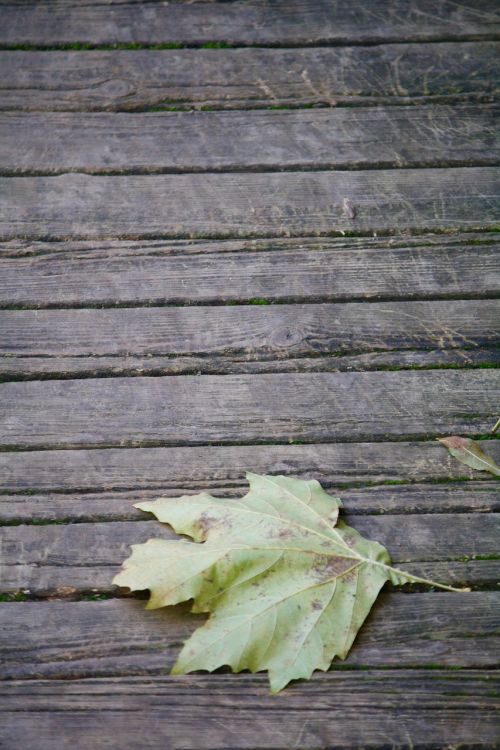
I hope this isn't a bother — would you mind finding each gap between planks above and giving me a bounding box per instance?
[1,349,498,381]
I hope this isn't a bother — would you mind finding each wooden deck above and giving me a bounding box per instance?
[0,2,499,748]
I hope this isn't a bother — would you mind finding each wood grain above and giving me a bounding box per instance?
[1,482,499,524]
[0,371,497,449]
[1,168,499,239]
[1,0,499,46]
[2,235,499,308]
[2,440,497,492]
[1,44,498,111]
[1,105,498,174]
[1,594,498,678]
[2,301,497,363]
[1,672,498,749]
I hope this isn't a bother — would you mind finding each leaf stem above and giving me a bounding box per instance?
[380,562,471,593]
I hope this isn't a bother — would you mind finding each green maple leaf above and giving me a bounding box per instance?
[113,473,468,693]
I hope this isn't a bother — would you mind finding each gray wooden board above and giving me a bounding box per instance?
[1,594,498,678]
[0,672,498,750]
[1,105,499,174]
[1,235,499,308]
[1,235,498,308]
[2,440,497,492]
[1,44,498,111]
[2,515,499,593]
[1,348,499,379]
[1,168,499,239]
[2,301,498,361]
[0,371,497,449]
[1,0,499,46]
[1,482,499,523]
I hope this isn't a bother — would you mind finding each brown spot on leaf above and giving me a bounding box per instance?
[311,599,323,610]
[313,555,357,582]
[197,512,222,539]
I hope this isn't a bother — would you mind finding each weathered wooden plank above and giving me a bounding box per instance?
[1,105,498,174]
[1,168,499,239]
[2,235,498,307]
[2,441,498,493]
[3,553,497,594]
[0,371,497,449]
[1,44,498,111]
[1,348,499,379]
[2,301,497,364]
[1,515,498,593]
[1,672,498,750]
[2,0,499,46]
[1,482,499,524]
[1,594,498,679]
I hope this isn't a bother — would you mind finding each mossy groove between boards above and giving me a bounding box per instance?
[1,349,498,381]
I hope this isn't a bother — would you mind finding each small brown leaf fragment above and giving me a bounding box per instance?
[342,198,356,219]
[438,436,500,477]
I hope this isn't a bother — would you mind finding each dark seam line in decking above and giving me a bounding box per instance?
[1,36,500,51]
[4,95,498,114]
[2,506,498,524]
[2,343,499,360]
[1,475,494,497]
[0,478,494,499]
[1,234,498,259]
[1,225,497,247]
[1,292,499,311]
[2,159,500,177]
[0,361,498,383]
[0,672,496,684]
[2,227,500,244]
[1,434,498,453]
